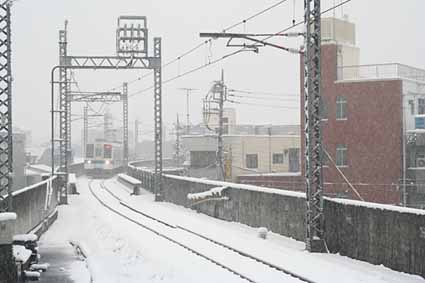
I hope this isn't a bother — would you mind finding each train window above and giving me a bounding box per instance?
[86,144,94,158]
[95,144,103,158]
[104,144,112,159]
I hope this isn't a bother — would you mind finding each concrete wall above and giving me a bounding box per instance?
[128,166,425,278]
[11,177,59,234]
[13,133,27,191]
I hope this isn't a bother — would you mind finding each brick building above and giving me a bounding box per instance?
[239,17,425,206]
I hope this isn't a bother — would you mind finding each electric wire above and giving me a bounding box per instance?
[106,0,291,92]
[127,0,353,99]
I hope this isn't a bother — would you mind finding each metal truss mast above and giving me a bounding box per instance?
[304,0,325,252]
[0,0,12,212]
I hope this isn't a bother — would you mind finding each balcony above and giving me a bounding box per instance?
[337,63,425,83]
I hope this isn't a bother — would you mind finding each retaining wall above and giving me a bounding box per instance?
[11,177,60,235]
[128,165,425,278]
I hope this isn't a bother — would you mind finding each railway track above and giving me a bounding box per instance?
[89,179,316,283]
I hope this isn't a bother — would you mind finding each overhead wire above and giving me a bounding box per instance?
[127,0,353,99]
[106,0,291,92]
[227,99,298,110]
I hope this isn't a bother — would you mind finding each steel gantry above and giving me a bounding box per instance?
[0,0,12,212]
[51,16,163,203]
[69,90,129,166]
[199,0,326,252]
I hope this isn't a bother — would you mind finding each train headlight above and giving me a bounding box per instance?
[87,160,91,164]
[105,160,111,165]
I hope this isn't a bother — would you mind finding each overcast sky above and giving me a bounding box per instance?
[12,0,425,145]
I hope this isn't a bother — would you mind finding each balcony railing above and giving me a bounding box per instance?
[337,63,425,83]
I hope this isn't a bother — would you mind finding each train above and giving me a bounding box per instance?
[84,140,124,177]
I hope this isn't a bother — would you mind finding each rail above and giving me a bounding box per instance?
[91,179,316,283]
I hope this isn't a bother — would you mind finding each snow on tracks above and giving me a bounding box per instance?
[90,179,315,283]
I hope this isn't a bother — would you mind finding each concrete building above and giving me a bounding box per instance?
[182,134,300,181]
[240,16,425,206]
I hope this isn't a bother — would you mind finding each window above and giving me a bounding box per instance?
[86,144,94,158]
[418,99,425,115]
[288,148,300,172]
[104,144,112,159]
[409,100,415,115]
[336,96,347,120]
[246,154,258,169]
[336,144,347,167]
[95,144,103,158]
[273,153,284,164]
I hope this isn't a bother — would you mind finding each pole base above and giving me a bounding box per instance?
[154,194,163,202]
[307,238,327,253]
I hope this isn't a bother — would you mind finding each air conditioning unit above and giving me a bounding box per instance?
[417,157,425,168]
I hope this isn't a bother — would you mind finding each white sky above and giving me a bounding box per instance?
[12,0,425,145]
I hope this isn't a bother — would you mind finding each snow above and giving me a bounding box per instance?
[27,164,52,173]
[13,245,32,262]
[38,176,425,283]
[112,177,424,283]
[30,263,49,271]
[239,172,302,177]
[165,174,306,199]
[13,234,38,242]
[328,197,425,215]
[118,173,141,185]
[0,212,17,221]
[24,271,41,279]
[187,186,228,200]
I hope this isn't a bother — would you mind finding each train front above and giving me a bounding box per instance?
[84,142,118,177]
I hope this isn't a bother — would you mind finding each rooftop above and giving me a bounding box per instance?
[337,63,425,83]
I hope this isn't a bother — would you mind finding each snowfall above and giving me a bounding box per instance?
[39,176,425,283]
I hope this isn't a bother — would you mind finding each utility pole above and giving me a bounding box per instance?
[175,114,181,166]
[304,0,325,252]
[134,119,139,160]
[202,72,227,181]
[217,70,225,181]
[178,88,197,135]
[83,106,88,157]
[0,0,12,212]
[122,82,129,168]
[268,126,272,173]
[104,111,111,142]
[199,0,325,252]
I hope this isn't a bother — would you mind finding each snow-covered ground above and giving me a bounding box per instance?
[39,176,425,283]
